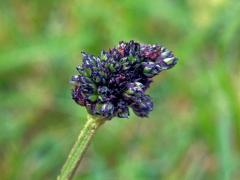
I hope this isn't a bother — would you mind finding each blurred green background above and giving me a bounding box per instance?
[0,0,240,179]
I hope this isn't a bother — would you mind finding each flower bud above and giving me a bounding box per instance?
[131,95,153,117]
[100,102,114,118]
[142,62,161,77]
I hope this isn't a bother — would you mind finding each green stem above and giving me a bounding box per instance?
[58,115,106,180]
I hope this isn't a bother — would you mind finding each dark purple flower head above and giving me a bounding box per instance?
[70,40,178,119]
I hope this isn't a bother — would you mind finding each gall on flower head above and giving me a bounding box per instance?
[70,41,178,119]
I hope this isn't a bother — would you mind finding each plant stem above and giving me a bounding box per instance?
[58,115,106,180]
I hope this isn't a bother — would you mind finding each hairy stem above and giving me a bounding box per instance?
[58,115,106,180]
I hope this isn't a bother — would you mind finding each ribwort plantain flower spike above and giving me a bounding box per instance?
[70,40,178,119]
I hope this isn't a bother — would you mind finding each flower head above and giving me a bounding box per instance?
[70,40,178,119]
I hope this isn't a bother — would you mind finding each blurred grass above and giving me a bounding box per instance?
[0,0,240,179]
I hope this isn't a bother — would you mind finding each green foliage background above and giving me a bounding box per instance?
[0,0,240,179]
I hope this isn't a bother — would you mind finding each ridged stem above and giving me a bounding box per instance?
[58,115,106,180]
